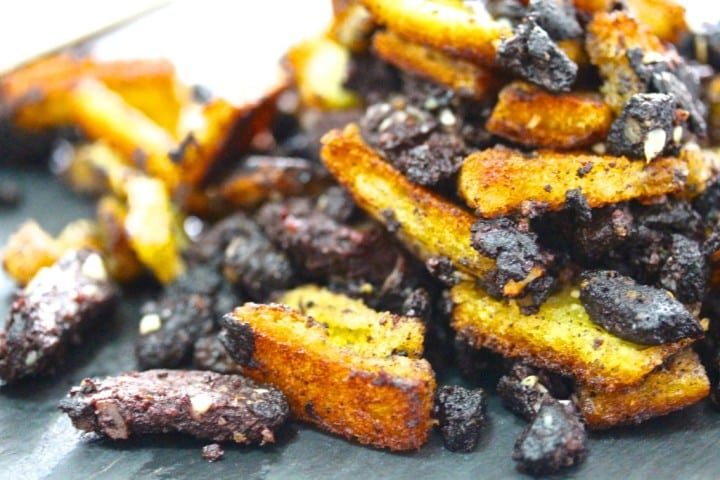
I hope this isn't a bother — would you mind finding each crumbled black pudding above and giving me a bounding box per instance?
[433,385,487,452]
[59,370,289,444]
[579,270,703,345]
[512,399,587,476]
[606,93,678,161]
[527,0,582,40]
[497,363,571,421]
[0,249,116,384]
[497,19,578,93]
[471,217,553,295]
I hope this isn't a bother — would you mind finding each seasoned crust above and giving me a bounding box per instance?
[577,349,709,429]
[372,30,501,100]
[321,124,545,297]
[360,0,512,66]
[573,0,688,43]
[458,145,696,218]
[585,10,666,114]
[486,81,613,149]
[451,282,690,391]
[220,298,435,451]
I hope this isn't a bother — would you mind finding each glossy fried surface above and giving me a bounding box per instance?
[372,30,501,100]
[221,302,436,451]
[360,0,511,66]
[321,124,545,297]
[486,81,612,149]
[577,350,709,429]
[451,282,689,391]
[459,146,695,218]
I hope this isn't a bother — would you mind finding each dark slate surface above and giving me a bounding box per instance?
[1,166,720,480]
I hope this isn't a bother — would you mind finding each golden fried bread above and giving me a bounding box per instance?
[360,0,511,66]
[458,146,695,218]
[451,282,690,391]
[577,349,709,429]
[321,124,546,297]
[222,291,435,451]
[287,36,359,109]
[486,81,612,149]
[372,30,501,100]
[586,11,666,114]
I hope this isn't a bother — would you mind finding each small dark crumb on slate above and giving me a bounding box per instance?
[202,443,224,462]
[0,179,22,207]
[497,18,577,93]
[512,399,587,476]
[433,385,486,452]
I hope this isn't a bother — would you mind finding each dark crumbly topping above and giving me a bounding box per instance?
[606,93,679,161]
[425,256,459,287]
[257,198,400,286]
[392,131,466,186]
[0,249,116,384]
[579,270,703,345]
[223,234,294,301]
[193,334,240,374]
[343,53,401,105]
[627,47,706,137]
[136,215,264,370]
[202,443,224,462]
[433,385,487,453]
[564,189,592,226]
[527,0,582,41]
[471,217,553,292]
[497,363,572,421]
[497,19,578,93]
[59,369,289,443]
[512,399,587,476]
[658,234,708,305]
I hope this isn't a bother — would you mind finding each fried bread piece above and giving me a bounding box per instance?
[59,141,185,283]
[0,249,116,384]
[2,219,100,286]
[360,0,511,66]
[59,370,289,443]
[219,156,328,209]
[573,0,687,43]
[577,349,709,429]
[458,145,695,218]
[372,30,501,100]
[96,196,144,284]
[328,1,376,52]
[321,124,545,297]
[486,81,613,149]
[219,288,435,451]
[287,36,359,109]
[0,54,186,132]
[451,282,689,390]
[585,11,666,114]
[67,79,181,188]
[277,285,425,357]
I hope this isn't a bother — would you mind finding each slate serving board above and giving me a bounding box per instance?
[1,165,720,480]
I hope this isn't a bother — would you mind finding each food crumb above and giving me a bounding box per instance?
[202,443,224,462]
